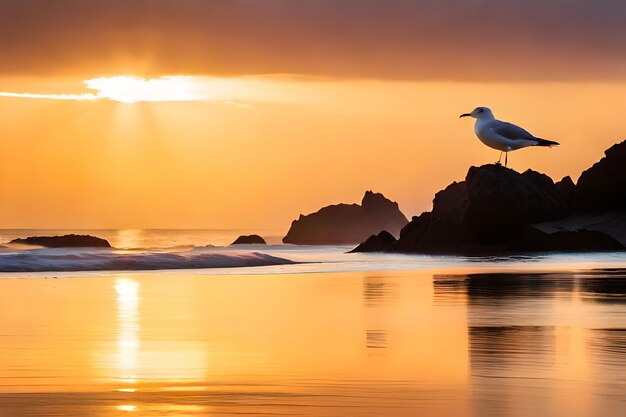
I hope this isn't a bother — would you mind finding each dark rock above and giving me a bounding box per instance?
[231,234,266,245]
[533,210,626,246]
[283,191,408,245]
[350,230,397,253]
[352,140,626,255]
[555,176,576,213]
[381,164,598,254]
[10,234,111,248]
[462,165,569,244]
[518,228,623,252]
[389,164,572,254]
[395,212,435,252]
[576,140,626,212]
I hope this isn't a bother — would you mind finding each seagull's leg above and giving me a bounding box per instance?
[496,151,503,165]
[505,152,508,167]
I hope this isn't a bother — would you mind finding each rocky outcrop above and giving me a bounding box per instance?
[283,191,408,245]
[575,140,626,212]
[390,164,573,254]
[10,234,111,248]
[349,230,397,253]
[231,234,266,245]
[353,141,626,254]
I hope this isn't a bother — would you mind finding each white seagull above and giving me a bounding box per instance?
[460,107,559,167]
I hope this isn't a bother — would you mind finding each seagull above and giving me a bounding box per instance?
[460,107,559,167]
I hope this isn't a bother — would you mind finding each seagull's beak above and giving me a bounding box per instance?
[459,113,471,118]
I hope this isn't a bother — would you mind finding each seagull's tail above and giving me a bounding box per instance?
[534,138,560,148]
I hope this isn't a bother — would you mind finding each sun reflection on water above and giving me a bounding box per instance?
[114,229,143,251]
[115,278,140,384]
[116,404,137,412]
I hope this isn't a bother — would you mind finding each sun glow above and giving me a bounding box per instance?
[0,74,312,105]
[0,75,207,103]
[85,76,201,103]
[116,405,137,412]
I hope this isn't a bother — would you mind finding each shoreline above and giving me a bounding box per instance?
[2,250,625,279]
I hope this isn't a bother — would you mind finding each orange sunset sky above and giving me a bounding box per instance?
[1,0,625,230]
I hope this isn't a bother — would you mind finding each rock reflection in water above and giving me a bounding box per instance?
[363,275,396,352]
[434,269,626,417]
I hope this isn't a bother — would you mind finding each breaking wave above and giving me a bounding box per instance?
[0,248,295,273]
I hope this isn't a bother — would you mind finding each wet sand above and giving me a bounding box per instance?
[1,268,625,416]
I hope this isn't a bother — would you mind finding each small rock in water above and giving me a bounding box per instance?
[10,234,111,248]
[231,234,267,245]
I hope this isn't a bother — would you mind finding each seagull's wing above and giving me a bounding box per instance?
[492,121,537,141]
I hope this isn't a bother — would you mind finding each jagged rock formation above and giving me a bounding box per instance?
[392,165,575,253]
[352,140,626,254]
[10,234,111,248]
[231,234,266,245]
[283,191,408,245]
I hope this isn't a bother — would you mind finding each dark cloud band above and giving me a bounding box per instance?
[1,0,625,80]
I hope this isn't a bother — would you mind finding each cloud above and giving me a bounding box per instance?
[0,91,98,101]
[0,0,625,81]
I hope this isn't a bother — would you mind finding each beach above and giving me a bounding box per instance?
[1,246,625,416]
[3,2,626,416]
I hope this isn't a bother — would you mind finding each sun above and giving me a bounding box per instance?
[84,76,200,103]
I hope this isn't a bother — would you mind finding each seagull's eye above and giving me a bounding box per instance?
[478,108,483,113]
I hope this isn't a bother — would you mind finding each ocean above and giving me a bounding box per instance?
[0,229,625,416]
[2,228,626,275]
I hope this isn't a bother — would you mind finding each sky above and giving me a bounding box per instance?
[1,0,625,230]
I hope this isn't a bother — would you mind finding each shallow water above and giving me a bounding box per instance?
[1,267,625,416]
